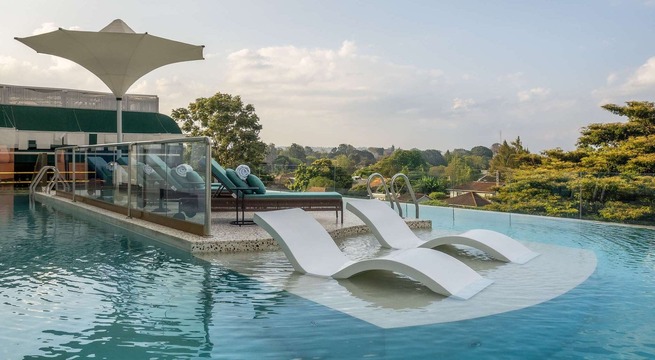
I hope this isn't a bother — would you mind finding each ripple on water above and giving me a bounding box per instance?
[1,196,655,359]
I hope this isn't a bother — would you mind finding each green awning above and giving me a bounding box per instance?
[0,104,181,134]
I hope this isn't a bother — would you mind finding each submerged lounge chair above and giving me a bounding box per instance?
[253,208,493,299]
[206,158,344,223]
[346,199,539,264]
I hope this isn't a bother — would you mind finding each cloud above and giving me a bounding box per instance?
[452,98,476,111]
[32,22,58,35]
[216,40,594,151]
[338,40,357,57]
[4,32,587,152]
[30,22,81,35]
[592,56,655,105]
[517,87,550,102]
[0,56,45,84]
[48,57,78,72]
[623,56,655,89]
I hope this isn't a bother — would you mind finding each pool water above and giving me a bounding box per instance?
[1,195,654,359]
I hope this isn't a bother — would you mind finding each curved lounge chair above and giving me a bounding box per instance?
[346,199,539,264]
[253,208,493,299]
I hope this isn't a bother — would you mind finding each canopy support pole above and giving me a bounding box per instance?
[116,97,123,143]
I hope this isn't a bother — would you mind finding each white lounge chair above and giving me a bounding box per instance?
[253,208,493,300]
[346,199,539,264]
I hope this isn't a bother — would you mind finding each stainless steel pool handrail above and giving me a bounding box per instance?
[29,166,69,195]
[366,173,394,209]
[390,173,419,218]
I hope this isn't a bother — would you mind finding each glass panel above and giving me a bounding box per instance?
[54,138,210,235]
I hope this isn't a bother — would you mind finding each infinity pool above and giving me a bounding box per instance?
[1,194,654,359]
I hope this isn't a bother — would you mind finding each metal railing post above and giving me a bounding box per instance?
[127,143,133,218]
[579,172,583,220]
[204,138,212,236]
[72,147,76,202]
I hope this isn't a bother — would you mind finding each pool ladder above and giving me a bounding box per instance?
[366,172,419,218]
[29,166,70,195]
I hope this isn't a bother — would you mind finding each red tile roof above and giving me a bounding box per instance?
[444,192,492,208]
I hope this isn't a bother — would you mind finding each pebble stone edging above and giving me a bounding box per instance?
[189,219,432,253]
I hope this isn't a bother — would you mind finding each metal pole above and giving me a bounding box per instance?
[204,138,212,236]
[127,143,132,218]
[116,97,123,143]
[72,148,76,202]
[579,172,583,219]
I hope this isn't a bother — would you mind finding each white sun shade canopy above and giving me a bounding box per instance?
[15,19,204,98]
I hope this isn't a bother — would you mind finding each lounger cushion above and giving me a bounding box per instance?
[226,168,253,194]
[243,191,342,199]
[246,174,266,194]
[203,158,237,189]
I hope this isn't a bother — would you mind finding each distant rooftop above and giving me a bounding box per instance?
[449,181,499,193]
[444,192,492,208]
[0,84,158,113]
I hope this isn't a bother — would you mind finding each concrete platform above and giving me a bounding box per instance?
[33,192,431,253]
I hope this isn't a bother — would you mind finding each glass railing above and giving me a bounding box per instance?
[255,162,655,225]
[54,137,212,236]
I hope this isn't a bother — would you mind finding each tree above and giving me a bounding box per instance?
[489,137,533,178]
[470,146,494,159]
[333,154,355,174]
[264,143,278,165]
[330,144,357,158]
[578,101,655,148]
[421,149,447,166]
[445,155,474,186]
[489,102,655,223]
[368,147,385,158]
[304,146,315,157]
[290,158,353,191]
[372,149,428,177]
[286,143,307,163]
[414,176,446,194]
[355,150,376,166]
[172,92,266,169]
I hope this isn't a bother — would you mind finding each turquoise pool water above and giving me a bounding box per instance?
[1,195,654,359]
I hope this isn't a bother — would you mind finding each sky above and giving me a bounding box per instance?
[2,0,655,153]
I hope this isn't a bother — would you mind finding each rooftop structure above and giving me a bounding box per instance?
[0,83,159,113]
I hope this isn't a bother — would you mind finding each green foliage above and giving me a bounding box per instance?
[489,102,655,224]
[578,101,655,148]
[415,176,445,194]
[421,199,448,206]
[333,154,356,174]
[421,149,447,166]
[272,155,301,173]
[371,149,428,177]
[307,176,334,189]
[489,137,533,179]
[428,191,447,200]
[598,201,652,221]
[445,155,476,185]
[172,92,266,169]
[487,168,579,217]
[284,143,306,163]
[470,146,494,159]
[290,158,352,191]
[347,183,369,197]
